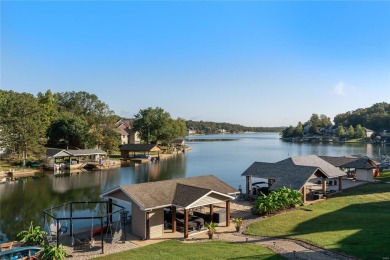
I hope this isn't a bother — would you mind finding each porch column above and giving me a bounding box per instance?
[146,212,150,239]
[246,176,252,196]
[108,199,113,225]
[338,176,342,191]
[322,178,327,194]
[171,206,176,233]
[184,209,189,239]
[209,204,214,222]
[301,186,306,204]
[225,200,230,227]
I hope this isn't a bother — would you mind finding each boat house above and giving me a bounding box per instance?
[242,155,347,203]
[100,175,238,239]
[46,149,107,170]
[119,144,161,159]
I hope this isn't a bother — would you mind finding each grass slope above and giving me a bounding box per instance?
[94,240,284,260]
[246,180,390,260]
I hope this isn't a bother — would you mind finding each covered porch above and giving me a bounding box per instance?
[241,160,344,204]
[100,175,238,240]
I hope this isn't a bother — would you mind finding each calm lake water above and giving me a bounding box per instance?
[0,132,388,241]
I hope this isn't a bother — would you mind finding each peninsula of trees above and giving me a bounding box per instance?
[280,102,390,141]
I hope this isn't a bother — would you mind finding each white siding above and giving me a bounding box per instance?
[189,193,228,208]
[149,208,164,239]
[132,203,146,239]
[355,169,374,182]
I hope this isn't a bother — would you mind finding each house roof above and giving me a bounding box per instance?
[171,138,185,145]
[119,144,161,152]
[278,155,346,178]
[241,162,325,191]
[46,149,106,158]
[101,175,238,210]
[319,156,359,167]
[340,158,378,169]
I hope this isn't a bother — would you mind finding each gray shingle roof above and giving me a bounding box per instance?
[241,162,323,191]
[120,144,161,152]
[172,184,211,207]
[340,158,378,169]
[46,149,106,157]
[103,175,238,210]
[278,155,346,178]
[319,156,359,167]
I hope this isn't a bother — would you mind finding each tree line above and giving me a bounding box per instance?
[0,90,186,164]
[280,102,390,139]
[186,120,284,134]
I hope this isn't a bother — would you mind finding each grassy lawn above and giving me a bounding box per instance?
[246,181,390,259]
[94,240,284,260]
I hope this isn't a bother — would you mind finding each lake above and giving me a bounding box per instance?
[0,132,388,242]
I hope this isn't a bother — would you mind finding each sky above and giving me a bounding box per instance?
[1,1,390,127]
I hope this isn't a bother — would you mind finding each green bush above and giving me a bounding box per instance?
[253,187,302,215]
[16,221,46,246]
[39,245,68,260]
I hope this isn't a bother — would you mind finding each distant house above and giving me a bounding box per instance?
[364,128,374,138]
[171,138,185,148]
[188,129,197,135]
[303,125,312,136]
[115,119,140,145]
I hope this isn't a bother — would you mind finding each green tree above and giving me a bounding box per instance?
[57,91,115,148]
[347,125,355,138]
[336,125,346,138]
[294,122,303,137]
[100,115,121,153]
[133,107,185,144]
[355,124,366,138]
[320,114,332,127]
[0,91,46,164]
[37,90,59,130]
[280,126,295,138]
[308,114,321,127]
[47,115,91,149]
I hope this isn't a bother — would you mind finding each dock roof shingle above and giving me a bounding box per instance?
[241,162,323,190]
[119,144,161,152]
[102,175,238,210]
[278,155,346,178]
[340,158,378,169]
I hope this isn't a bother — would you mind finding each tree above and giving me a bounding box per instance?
[133,107,186,144]
[37,90,59,130]
[47,115,91,149]
[280,126,295,138]
[57,91,115,148]
[320,114,332,127]
[294,122,303,137]
[0,91,46,164]
[308,114,320,128]
[347,125,355,138]
[336,125,346,138]
[355,124,366,138]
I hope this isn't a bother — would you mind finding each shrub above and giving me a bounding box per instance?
[39,245,68,260]
[253,187,302,215]
[17,221,46,246]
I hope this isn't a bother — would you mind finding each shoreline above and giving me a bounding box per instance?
[0,148,192,179]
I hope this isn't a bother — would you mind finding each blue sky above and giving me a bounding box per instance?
[1,1,389,127]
